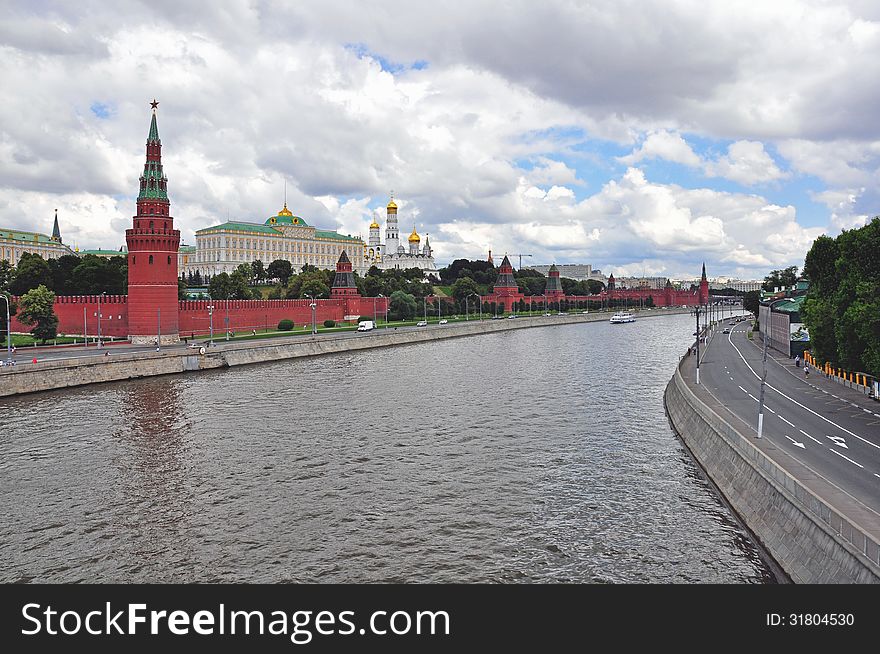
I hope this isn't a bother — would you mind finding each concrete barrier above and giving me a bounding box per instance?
[665,359,880,583]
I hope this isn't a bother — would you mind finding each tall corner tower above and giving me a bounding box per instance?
[126,100,180,344]
[699,262,709,305]
[331,250,360,298]
[385,194,399,255]
[545,263,564,297]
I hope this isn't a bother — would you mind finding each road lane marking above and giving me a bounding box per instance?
[748,393,758,402]
[827,435,848,449]
[738,385,747,393]
[726,331,880,451]
[779,415,796,428]
[784,435,806,449]
[765,406,776,414]
[828,448,863,468]
[799,429,823,445]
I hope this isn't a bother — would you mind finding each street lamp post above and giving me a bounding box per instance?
[377,293,385,329]
[207,303,215,346]
[695,305,701,385]
[756,328,769,438]
[542,294,547,315]
[157,308,161,351]
[423,296,427,324]
[305,294,317,334]
[96,292,105,347]
[1,294,11,364]
[465,294,469,321]
[225,299,230,341]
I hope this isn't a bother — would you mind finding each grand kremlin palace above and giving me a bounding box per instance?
[180,204,368,279]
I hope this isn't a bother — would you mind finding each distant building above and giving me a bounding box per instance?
[614,276,668,290]
[183,203,366,279]
[362,195,439,278]
[525,263,605,283]
[1,210,75,264]
[79,247,128,259]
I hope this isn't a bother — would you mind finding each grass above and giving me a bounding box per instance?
[5,334,94,347]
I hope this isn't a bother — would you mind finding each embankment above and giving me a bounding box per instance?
[665,358,880,583]
[0,308,685,398]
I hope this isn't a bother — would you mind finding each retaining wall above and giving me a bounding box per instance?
[665,360,880,583]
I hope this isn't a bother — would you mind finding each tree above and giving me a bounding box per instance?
[299,277,329,299]
[585,279,605,294]
[10,253,51,295]
[388,290,417,320]
[178,277,188,300]
[451,276,480,304]
[208,272,233,300]
[762,266,799,292]
[267,259,293,286]
[0,260,14,294]
[18,285,58,343]
[193,270,203,286]
[47,254,81,295]
[69,255,126,295]
[229,269,251,299]
[251,259,265,285]
[235,262,253,287]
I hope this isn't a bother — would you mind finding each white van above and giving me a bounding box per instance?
[357,320,375,332]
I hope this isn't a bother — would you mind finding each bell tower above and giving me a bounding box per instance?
[126,100,181,344]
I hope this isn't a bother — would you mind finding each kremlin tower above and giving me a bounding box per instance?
[385,194,400,254]
[126,100,181,344]
[330,250,359,298]
[545,263,564,298]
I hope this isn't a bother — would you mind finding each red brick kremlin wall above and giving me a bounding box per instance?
[10,296,388,339]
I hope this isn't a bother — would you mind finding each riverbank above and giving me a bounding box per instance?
[665,351,880,583]
[0,307,690,398]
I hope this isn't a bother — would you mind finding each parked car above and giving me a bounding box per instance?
[581,310,589,314]
[416,320,428,327]
[439,319,448,324]
[543,313,552,317]
[722,328,730,334]
[507,314,516,319]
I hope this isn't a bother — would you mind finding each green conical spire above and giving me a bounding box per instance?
[148,99,160,141]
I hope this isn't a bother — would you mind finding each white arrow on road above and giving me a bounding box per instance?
[826,434,848,449]
[784,435,806,449]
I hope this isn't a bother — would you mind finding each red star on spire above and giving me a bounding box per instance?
[150,99,159,110]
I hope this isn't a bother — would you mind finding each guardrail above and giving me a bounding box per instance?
[803,351,877,399]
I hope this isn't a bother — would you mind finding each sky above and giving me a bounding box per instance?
[1,0,878,280]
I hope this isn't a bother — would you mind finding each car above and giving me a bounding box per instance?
[581,310,589,314]
[728,322,735,326]
[416,320,428,327]
[556,312,565,315]
[439,319,448,324]
[543,313,552,317]
[722,328,730,334]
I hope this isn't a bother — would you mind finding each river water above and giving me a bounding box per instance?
[0,313,774,583]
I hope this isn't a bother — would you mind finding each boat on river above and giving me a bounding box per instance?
[609,311,636,324]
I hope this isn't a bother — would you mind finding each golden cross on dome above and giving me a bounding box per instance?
[150,99,159,110]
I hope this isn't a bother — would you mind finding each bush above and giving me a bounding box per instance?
[323,319,336,328]
[278,319,294,331]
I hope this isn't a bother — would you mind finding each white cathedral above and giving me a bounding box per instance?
[363,195,439,279]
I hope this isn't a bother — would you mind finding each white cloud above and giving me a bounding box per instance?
[705,141,788,185]
[618,130,701,167]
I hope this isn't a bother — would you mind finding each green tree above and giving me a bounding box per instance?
[178,277,188,300]
[451,276,480,304]
[229,269,251,299]
[762,266,799,292]
[10,253,51,295]
[69,255,126,295]
[235,262,253,287]
[0,260,14,293]
[208,272,233,300]
[267,259,293,285]
[192,270,203,286]
[299,277,330,299]
[388,290,417,320]
[18,284,58,343]
[743,290,760,317]
[251,259,265,285]
[47,254,81,295]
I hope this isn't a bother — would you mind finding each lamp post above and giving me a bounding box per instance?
[423,296,428,324]
[756,328,769,438]
[207,303,215,346]
[225,298,230,341]
[305,294,316,334]
[695,305,701,385]
[1,293,11,364]
[465,294,469,321]
[157,307,161,351]
[96,292,106,347]
[378,293,385,329]
[542,294,547,315]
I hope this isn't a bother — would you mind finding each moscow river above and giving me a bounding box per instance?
[0,313,775,583]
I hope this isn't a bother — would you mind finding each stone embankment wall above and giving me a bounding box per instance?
[0,308,685,398]
[665,361,880,583]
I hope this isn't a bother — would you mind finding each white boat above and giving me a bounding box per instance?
[609,311,636,324]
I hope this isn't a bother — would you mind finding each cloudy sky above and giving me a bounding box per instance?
[2,0,878,279]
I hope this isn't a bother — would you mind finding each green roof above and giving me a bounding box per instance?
[197,221,281,235]
[79,249,127,256]
[770,295,805,314]
[266,214,310,227]
[178,245,196,252]
[1,228,56,243]
[315,230,361,242]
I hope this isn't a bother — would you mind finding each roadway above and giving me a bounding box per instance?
[692,319,880,517]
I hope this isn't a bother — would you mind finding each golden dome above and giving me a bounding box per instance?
[387,198,397,211]
[278,202,293,217]
[408,226,420,243]
[370,218,380,229]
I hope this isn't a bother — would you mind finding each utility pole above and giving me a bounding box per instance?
[757,328,768,438]
[695,305,701,385]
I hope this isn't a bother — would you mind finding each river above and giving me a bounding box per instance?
[0,313,775,582]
